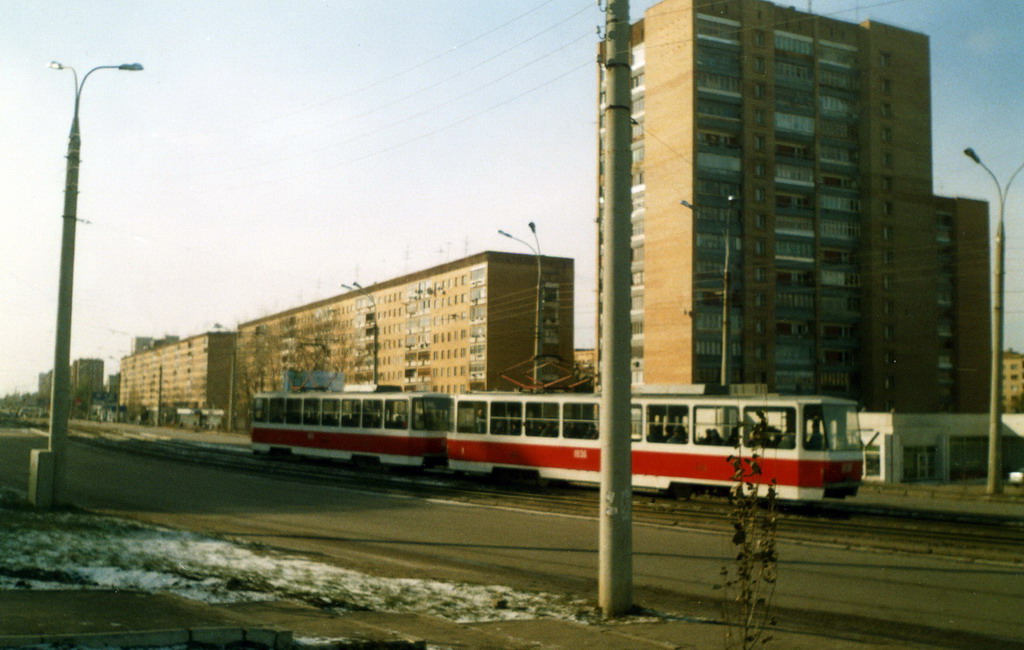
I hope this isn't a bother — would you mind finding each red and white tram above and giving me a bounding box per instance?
[250,389,452,467]
[250,388,862,500]
[447,391,862,501]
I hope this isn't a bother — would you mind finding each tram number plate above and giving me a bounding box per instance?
[573,449,588,459]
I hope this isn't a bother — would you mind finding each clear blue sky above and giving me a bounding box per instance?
[2,0,1022,395]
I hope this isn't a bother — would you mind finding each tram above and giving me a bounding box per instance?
[250,389,452,467]
[250,387,863,500]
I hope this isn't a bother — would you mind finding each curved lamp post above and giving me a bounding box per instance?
[342,283,379,385]
[498,223,542,385]
[680,196,737,387]
[35,61,142,508]
[963,148,1024,495]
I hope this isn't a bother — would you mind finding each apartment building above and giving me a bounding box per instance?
[119,331,236,421]
[597,0,990,412]
[235,251,575,401]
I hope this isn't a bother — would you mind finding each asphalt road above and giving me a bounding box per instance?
[2,428,1022,645]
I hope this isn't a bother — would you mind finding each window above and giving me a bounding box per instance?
[803,405,827,450]
[322,399,340,426]
[525,402,559,437]
[775,31,813,55]
[302,399,320,426]
[744,407,796,449]
[646,404,689,444]
[694,406,739,446]
[286,398,302,425]
[489,401,522,436]
[340,399,361,427]
[252,397,268,423]
[456,400,488,433]
[775,112,814,135]
[362,399,383,428]
[563,402,599,439]
[385,399,408,430]
[697,71,741,95]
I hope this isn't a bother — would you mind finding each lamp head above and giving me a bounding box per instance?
[963,148,981,164]
[118,63,144,71]
[498,230,512,238]
[528,221,536,234]
[679,200,694,209]
[49,61,66,70]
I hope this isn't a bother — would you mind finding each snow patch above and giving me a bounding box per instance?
[0,487,593,623]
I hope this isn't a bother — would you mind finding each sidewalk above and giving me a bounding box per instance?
[0,589,930,649]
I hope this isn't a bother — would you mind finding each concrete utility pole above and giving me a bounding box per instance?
[963,148,1024,495]
[31,61,142,509]
[599,0,633,618]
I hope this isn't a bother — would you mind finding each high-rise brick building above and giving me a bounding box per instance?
[597,0,990,412]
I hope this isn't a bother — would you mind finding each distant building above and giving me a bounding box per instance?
[71,358,105,395]
[38,370,52,402]
[1005,350,1024,413]
[235,251,575,401]
[119,332,236,424]
[596,0,991,413]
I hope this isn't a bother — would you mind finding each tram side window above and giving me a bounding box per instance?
[285,398,303,425]
[363,399,383,429]
[631,405,642,442]
[269,398,285,424]
[252,397,268,423]
[744,407,796,449]
[646,405,689,444]
[563,402,599,440]
[340,399,361,427]
[490,401,522,435]
[694,406,738,446]
[322,399,341,427]
[456,400,487,433]
[303,399,321,426]
[804,405,826,450]
[413,397,451,431]
[525,402,559,437]
[385,399,409,430]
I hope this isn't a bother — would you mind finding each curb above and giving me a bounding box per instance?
[0,626,292,649]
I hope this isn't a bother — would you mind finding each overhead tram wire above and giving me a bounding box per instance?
[203,24,598,182]
[209,58,595,194]
[190,1,598,170]
[200,0,567,137]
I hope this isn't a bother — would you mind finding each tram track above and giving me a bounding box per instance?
[69,425,1023,564]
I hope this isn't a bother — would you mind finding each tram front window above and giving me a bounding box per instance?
[803,404,861,451]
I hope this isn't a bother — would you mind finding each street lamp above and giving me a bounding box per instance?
[33,61,143,508]
[498,224,543,385]
[342,283,379,385]
[963,147,1024,495]
[680,196,737,386]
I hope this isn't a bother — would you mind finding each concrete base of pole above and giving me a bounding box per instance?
[28,450,55,509]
